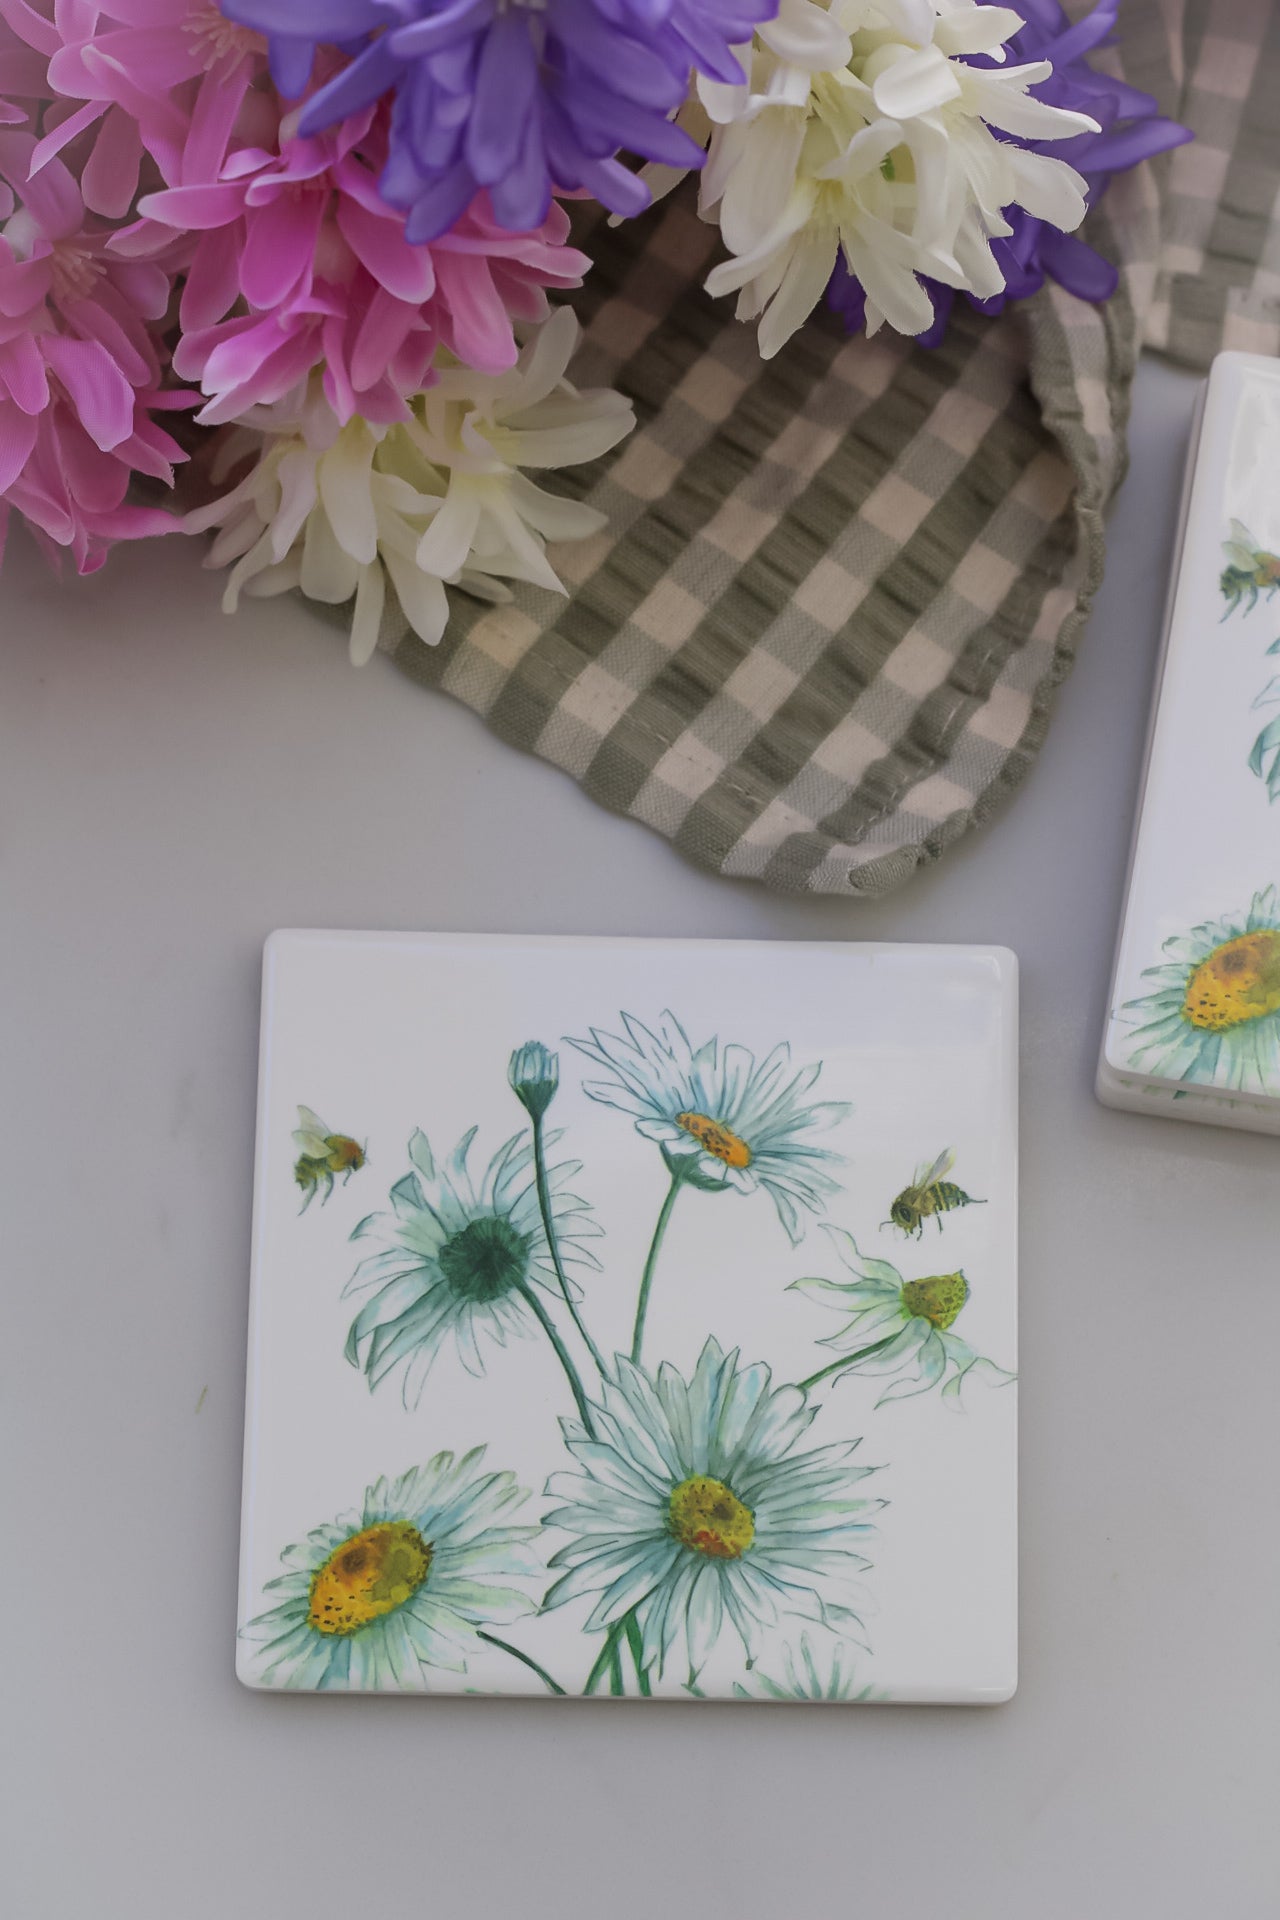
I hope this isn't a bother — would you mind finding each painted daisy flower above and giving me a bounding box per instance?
[1122,887,1280,1097]
[568,1010,848,1242]
[542,1338,881,1682]
[791,1229,1014,1405]
[241,1452,540,1689]
[343,1123,601,1405]
[733,1629,876,1701]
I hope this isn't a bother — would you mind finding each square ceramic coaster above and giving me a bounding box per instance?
[239,931,1018,1703]
[1099,351,1280,1134]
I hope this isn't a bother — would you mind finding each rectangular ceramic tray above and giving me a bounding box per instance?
[1099,351,1280,1135]
[239,930,1018,1702]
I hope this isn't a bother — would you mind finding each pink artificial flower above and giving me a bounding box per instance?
[0,0,272,217]
[0,128,186,571]
[0,4,53,196]
[127,105,590,426]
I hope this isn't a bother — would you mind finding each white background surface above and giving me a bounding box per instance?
[3,356,1277,1918]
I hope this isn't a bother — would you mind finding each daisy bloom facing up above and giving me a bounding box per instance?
[733,1628,877,1701]
[1122,886,1280,1098]
[240,1452,541,1690]
[569,1009,848,1361]
[542,1338,882,1687]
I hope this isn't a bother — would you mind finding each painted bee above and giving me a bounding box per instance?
[886,1149,984,1239]
[293,1106,367,1211]
[1220,520,1280,617]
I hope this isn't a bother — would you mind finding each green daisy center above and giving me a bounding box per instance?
[668,1474,755,1560]
[308,1520,431,1637]
[1182,930,1280,1031]
[438,1214,531,1302]
[901,1272,968,1331]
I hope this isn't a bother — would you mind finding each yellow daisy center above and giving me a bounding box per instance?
[668,1475,755,1560]
[1182,930,1280,1031]
[901,1273,969,1331]
[307,1521,432,1637]
[676,1111,753,1168]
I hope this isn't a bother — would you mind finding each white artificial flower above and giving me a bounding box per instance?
[672,0,1099,354]
[408,305,635,595]
[567,1009,849,1243]
[187,309,635,664]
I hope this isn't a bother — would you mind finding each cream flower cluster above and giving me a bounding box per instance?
[188,309,634,663]
[668,0,1100,354]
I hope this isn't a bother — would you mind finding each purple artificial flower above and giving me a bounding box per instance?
[217,0,782,241]
[828,0,1193,341]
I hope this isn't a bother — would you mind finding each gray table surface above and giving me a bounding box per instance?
[4,355,1277,1920]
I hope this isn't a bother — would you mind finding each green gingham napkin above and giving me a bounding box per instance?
[375,0,1280,897]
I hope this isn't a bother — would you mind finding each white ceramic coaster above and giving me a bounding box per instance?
[239,931,1018,1703]
[1099,351,1280,1135]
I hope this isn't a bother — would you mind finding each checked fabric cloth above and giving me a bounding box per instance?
[371,0,1280,896]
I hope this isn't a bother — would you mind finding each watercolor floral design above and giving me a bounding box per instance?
[241,1452,544,1690]
[1123,887,1280,1098]
[1220,521,1280,802]
[733,1630,879,1703]
[791,1230,1014,1406]
[248,1014,1014,1697]
[343,1122,602,1412]
[542,1338,881,1689]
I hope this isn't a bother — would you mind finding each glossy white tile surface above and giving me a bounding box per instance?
[1101,353,1280,1131]
[241,931,1017,1702]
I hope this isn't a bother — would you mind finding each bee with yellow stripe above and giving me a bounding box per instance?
[293,1105,367,1212]
[886,1149,983,1239]
[1220,519,1280,617]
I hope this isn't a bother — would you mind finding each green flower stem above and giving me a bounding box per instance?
[623,1610,651,1696]
[608,1637,625,1697]
[515,1278,596,1438]
[797,1333,901,1393]
[476,1631,566,1697]
[531,1113,607,1378]
[632,1165,687,1365]
[584,1621,625,1696]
